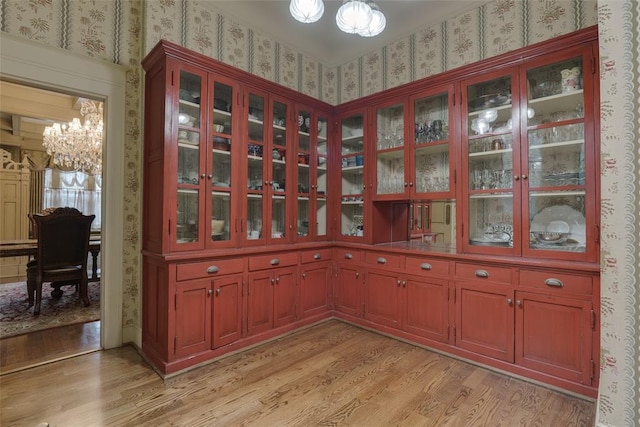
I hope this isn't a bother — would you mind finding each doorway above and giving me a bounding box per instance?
[0,82,103,365]
[1,34,127,353]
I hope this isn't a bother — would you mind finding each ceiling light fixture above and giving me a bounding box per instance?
[356,2,386,37]
[289,0,325,24]
[42,100,103,175]
[290,0,386,37]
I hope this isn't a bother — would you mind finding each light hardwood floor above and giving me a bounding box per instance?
[0,321,101,374]
[0,320,595,426]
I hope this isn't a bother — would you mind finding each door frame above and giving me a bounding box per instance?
[1,34,127,349]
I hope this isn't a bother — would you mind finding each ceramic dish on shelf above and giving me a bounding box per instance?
[530,231,570,244]
[546,219,571,233]
[530,205,586,245]
[470,237,511,246]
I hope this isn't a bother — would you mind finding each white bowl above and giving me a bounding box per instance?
[546,220,570,233]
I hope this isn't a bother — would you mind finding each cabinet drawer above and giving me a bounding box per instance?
[364,252,402,268]
[334,248,361,263]
[249,252,298,271]
[300,249,332,264]
[176,258,244,281]
[405,257,450,276]
[519,270,592,295]
[455,263,512,284]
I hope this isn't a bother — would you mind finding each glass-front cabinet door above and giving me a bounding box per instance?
[410,86,454,197]
[293,108,329,241]
[315,114,329,239]
[270,100,288,243]
[374,100,406,199]
[175,69,204,248]
[245,91,267,244]
[339,113,365,239]
[463,71,518,254]
[295,108,312,240]
[462,46,597,261]
[522,50,596,260]
[208,79,235,247]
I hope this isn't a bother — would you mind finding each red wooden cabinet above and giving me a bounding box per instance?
[246,271,275,336]
[515,291,594,384]
[455,280,515,362]
[212,274,243,349]
[459,41,599,263]
[300,261,331,318]
[273,267,297,327]
[175,280,212,358]
[174,270,244,355]
[292,105,330,242]
[142,40,334,375]
[247,266,298,335]
[369,84,456,202]
[335,109,367,241]
[363,269,401,328]
[334,264,362,317]
[403,275,449,343]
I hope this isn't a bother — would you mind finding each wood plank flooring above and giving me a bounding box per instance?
[0,321,101,375]
[0,320,595,426]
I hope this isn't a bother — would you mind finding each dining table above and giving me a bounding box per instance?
[0,237,101,281]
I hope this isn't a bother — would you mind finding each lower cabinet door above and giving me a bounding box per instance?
[212,274,243,348]
[247,271,274,336]
[403,275,449,342]
[515,291,593,385]
[364,269,400,329]
[335,265,361,317]
[300,262,330,318]
[455,281,514,362]
[273,267,297,327]
[175,279,212,357]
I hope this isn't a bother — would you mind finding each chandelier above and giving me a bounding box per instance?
[289,0,386,37]
[42,100,103,175]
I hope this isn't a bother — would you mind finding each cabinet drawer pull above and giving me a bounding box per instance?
[270,258,280,266]
[377,257,387,264]
[215,288,221,296]
[314,253,321,260]
[207,266,219,274]
[420,263,433,271]
[544,278,564,288]
[475,269,489,278]
[344,253,353,259]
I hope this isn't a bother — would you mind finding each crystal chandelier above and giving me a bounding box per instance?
[42,100,103,175]
[289,0,386,37]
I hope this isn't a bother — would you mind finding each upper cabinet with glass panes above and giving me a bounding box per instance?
[460,43,598,262]
[524,54,592,259]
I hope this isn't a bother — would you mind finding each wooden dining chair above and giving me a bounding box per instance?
[26,207,95,315]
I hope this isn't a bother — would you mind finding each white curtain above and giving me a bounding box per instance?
[43,168,101,230]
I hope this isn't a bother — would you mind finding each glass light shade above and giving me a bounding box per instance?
[290,0,324,24]
[357,2,386,37]
[336,0,372,34]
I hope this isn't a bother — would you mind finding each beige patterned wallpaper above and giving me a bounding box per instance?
[1,0,638,424]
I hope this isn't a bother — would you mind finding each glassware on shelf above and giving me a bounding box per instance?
[340,113,365,239]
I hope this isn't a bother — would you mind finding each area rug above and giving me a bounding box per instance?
[0,281,100,339]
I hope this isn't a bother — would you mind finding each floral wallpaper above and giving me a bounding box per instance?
[0,0,144,340]
[1,0,638,425]
[596,2,640,426]
[337,0,600,102]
